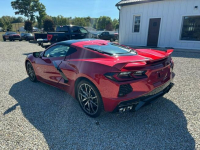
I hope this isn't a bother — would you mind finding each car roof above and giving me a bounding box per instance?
[57,39,109,47]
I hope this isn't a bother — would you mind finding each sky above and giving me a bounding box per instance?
[0,0,119,19]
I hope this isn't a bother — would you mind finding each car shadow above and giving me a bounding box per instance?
[6,78,195,149]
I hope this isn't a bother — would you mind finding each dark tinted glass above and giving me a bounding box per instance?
[56,26,69,32]
[181,16,200,41]
[84,43,136,56]
[71,26,81,33]
[44,45,70,57]
[7,32,16,35]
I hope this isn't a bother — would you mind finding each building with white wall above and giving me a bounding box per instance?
[116,0,200,49]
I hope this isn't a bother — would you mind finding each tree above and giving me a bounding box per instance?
[11,17,24,23]
[36,2,46,28]
[43,18,55,32]
[72,17,87,27]
[11,0,46,22]
[0,16,13,31]
[112,19,119,30]
[24,20,33,32]
[96,16,113,31]
[52,15,70,26]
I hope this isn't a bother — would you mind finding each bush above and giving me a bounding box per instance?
[24,21,33,32]
[43,18,55,32]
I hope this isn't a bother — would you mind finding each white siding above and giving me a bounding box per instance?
[119,0,200,49]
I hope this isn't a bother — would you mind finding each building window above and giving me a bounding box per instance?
[133,16,141,33]
[181,16,200,41]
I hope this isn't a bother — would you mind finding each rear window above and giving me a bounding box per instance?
[56,26,69,32]
[7,32,16,35]
[84,43,137,56]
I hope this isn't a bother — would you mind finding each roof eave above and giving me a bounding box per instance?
[116,0,163,7]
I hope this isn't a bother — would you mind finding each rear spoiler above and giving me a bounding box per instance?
[166,49,173,55]
[113,49,174,70]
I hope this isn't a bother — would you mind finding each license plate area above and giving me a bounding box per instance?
[149,67,170,84]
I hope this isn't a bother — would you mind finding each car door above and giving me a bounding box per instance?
[100,32,107,40]
[70,26,88,39]
[35,44,71,87]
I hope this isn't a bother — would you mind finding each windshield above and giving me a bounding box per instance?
[84,43,137,56]
[8,32,16,35]
[26,33,32,36]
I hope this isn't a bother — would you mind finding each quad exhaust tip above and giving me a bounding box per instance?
[119,106,133,113]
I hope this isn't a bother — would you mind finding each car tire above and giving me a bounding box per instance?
[26,61,37,82]
[110,38,114,42]
[3,37,6,41]
[77,80,104,118]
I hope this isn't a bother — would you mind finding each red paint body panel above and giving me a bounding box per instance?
[25,39,175,112]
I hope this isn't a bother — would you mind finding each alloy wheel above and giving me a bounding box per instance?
[78,83,99,115]
[27,63,36,81]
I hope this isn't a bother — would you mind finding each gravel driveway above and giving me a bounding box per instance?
[0,42,199,150]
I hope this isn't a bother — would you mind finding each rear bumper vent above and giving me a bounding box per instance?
[118,84,133,97]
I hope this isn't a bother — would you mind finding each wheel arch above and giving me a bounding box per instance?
[74,76,101,99]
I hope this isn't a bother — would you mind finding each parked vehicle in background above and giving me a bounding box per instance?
[2,32,21,41]
[91,31,103,38]
[34,25,89,48]
[25,39,175,117]
[97,31,118,41]
[20,33,34,41]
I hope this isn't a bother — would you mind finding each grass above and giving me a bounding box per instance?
[0,32,6,41]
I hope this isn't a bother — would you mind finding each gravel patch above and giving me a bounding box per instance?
[0,42,200,150]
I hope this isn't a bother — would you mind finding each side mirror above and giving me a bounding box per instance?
[33,52,41,58]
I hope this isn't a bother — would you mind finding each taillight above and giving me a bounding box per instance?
[47,34,53,41]
[104,71,147,82]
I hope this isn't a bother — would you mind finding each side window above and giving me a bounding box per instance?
[105,32,109,35]
[44,45,70,58]
[71,27,81,33]
[80,28,88,34]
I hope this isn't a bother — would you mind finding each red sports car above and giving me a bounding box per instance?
[25,39,175,117]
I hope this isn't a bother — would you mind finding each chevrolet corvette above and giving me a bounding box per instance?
[25,39,175,117]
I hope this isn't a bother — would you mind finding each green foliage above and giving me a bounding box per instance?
[52,15,70,26]
[43,18,55,32]
[36,2,46,28]
[0,16,13,31]
[96,16,113,31]
[11,0,46,23]
[24,21,33,32]
[112,19,119,30]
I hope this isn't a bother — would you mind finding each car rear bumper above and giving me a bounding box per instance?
[115,82,174,112]
[102,72,175,112]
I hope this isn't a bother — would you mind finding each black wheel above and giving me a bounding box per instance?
[110,38,114,42]
[26,62,37,82]
[77,80,104,118]
[3,37,6,41]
